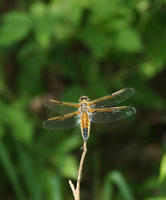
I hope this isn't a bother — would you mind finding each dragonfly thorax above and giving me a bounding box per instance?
[80,103,89,112]
[79,96,90,112]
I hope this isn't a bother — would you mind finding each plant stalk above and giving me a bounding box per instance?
[69,141,87,200]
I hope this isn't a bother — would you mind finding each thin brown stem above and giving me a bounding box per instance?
[69,141,87,200]
[69,180,76,198]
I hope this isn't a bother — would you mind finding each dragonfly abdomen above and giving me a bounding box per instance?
[81,112,90,141]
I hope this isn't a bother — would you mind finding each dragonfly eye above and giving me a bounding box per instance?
[79,96,90,102]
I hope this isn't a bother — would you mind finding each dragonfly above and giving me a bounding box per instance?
[43,88,136,141]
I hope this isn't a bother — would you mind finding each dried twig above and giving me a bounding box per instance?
[69,141,87,200]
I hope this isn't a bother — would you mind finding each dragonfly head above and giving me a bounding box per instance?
[79,96,90,103]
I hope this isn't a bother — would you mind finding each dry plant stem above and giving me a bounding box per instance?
[69,141,87,200]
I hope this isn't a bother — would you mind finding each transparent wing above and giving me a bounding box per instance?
[89,106,136,123]
[43,111,80,130]
[89,88,135,108]
[45,98,79,114]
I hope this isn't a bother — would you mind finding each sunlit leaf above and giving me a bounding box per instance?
[60,155,78,179]
[159,154,166,181]
[115,29,142,52]
[140,61,159,78]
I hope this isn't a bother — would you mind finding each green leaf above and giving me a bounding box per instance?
[102,171,134,200]
[0,125,5,138]
[30,2,56,48]
[18,146,43,200]
[50,0,89,26]
[7,104,34,143]
[80,27,113,58]
[145,20,166,68]
[30,2,47,17]
[0,100,34,143]
[115,29,142,52]
[0,11,31,46]
[45,172,62,200]
[56,130,81,155]
[0,140,26,200]
[91,0,133,25]
[146,198,166,200]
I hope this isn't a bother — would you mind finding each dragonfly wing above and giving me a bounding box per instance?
[43,111,80,130]
[89,88,135,108]
[90,106,136,123]
[45,98,79,114]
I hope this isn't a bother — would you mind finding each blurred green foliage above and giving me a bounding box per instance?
[102,171,134,200]
[0,0,166,199]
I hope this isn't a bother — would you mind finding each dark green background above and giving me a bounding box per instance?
[0,0,166,199]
